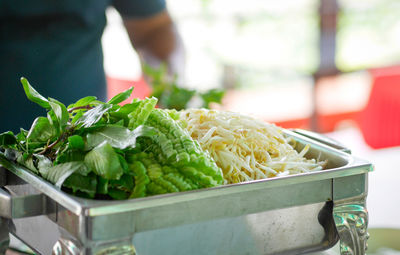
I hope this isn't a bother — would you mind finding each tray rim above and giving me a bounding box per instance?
[0,130,373,217]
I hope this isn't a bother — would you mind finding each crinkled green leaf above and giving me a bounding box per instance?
[0,131,16,147]
[84,142,123,180]
[49,98,69,131]
[27,117,56,142]
[86,125,156,150]
[20,77,50,109]
[107,87,134,105]
[75,104,112,128]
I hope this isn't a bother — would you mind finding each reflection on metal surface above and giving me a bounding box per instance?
[52,238,137,255]
[0,217,10,254]
[94,245,136,255]
[333,203,369,255]
[132,202,335,255]
[52,238,80,255]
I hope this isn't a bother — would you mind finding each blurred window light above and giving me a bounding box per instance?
[167,0,319,90]
[337,0,400,71]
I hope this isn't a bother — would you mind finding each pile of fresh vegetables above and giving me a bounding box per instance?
[0,78,223,199]
[143,64,225,110]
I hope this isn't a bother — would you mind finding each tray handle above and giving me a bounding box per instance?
[0,186,45,219]
[291,129,351,154]
[0,167,45,219]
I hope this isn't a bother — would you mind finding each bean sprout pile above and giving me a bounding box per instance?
[180,109,326,184]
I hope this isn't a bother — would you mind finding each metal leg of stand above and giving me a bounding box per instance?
[333,200,369,255]
[0,217,10,254]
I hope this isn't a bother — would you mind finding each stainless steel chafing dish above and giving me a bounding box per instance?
[0,130,373,255]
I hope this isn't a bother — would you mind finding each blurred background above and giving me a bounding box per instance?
[102,0,400,252]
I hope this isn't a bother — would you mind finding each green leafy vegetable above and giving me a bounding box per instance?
[20,77,50,109]
[69,96,97,109]
[75,104,112,128]
[39,161,87,188]
[0,131,16,146]
[27,117,56,142]
[0,78,224,200]
[67,135,85,150]
[200,89,225,108]
[143,64,225,110]
[49,98,69,131]
[63,173,97,198]
[86,125,156,150]
[107,87,134,105]
[84,142,123,180]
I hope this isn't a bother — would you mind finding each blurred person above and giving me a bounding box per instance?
[0,0,184,133]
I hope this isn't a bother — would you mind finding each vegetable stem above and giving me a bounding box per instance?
[68,105,93,113]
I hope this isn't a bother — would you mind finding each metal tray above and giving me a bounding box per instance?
[0,130,373,255]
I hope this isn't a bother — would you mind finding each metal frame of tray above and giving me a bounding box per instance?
[0,130,373,255]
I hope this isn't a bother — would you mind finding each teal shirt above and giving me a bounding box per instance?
[0,0,165,133]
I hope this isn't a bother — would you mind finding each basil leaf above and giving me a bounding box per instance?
[4,148,19,161]
[70,96,97,108]
[161,85,195,110]
[49,98,69,131]
[71,110,84,124]
[63,173,97,198]
[118,154,129,174]
[84,142,123,180]
[38,160,88,188]
[20,77,50,109]
[16,129,28,142]
[36,154,53,176]
[109,174,134,192]
[16,153,38,174]
[67,135,85,150]
[108,188,129,200]
[200,89,225,108]
[107,87,134,105]
[27,117,56,142]
[97,176,109,194]
[75,104,112,128]
[86,125,156,150]
[109,102,140,125]
[117,102,140,115]
[47,110,60,136]
[0,131,16,147]
[54,150,85,167]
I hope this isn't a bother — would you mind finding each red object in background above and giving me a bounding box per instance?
[106,76,151,104]
[359,66,400,149]
[275,111,360,132]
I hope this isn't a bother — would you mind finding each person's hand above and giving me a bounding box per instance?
[123,10,185,83]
